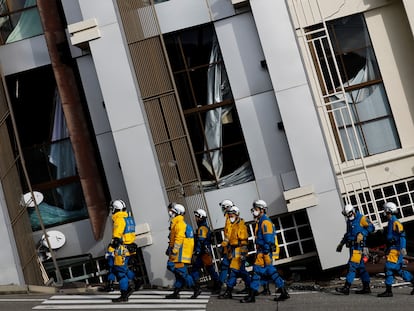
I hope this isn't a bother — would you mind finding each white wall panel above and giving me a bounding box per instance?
[0,35,50,76]
[76,55,111,135]
[0,188,23,285]
[215,12,273,100]
[78,0,118,26]
[206,0,235,21]
[156,0,210,34]
[236,91,294,180]
[89,23,145,132]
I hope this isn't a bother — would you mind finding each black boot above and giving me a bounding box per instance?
[240,289,256,303]
[335,282,350,295]
[355,282,371,294]
[112,287,133,303]
[134,277,143,290]
[165,288,180,299]
[191,284,202,299]
[377,285,393,297]
[274,286,290,301]
[258,283,271,296]
[218,287,233,299]
[211,280,222,295]
[411,281,414,295]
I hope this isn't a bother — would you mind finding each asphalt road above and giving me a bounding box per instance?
[207,286,414,311]
[0,279,413,311]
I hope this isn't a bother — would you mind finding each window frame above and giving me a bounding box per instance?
[307,14,400,162]
[164,23,254,190]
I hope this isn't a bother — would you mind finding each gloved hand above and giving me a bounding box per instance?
[165,246,172,256]
[362,247,370,257]
[336,242,344,252]
[203,245,211,254]
[110,237,121,249]
[169,247,179,261]
[401,248,407,256]
[220,245,228,255]
[105,251,113,259]
[240,246,248,261]
[356,233,363,246]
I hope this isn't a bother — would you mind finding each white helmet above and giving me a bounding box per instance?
[383,202,397,215]
[342,204,355,217]
[194,209,207,219]
[219,199,234,214]
[253,199,267,211]
[171,203,185,215]
[227,205,240,216]
[110,199,126,214]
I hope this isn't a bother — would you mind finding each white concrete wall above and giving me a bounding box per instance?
[0,186,24,285]
[78,0,173,287]
[250,0,347,270]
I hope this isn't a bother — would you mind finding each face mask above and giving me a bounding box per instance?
[347,215,355,221]
[168,211,174,218]
[229,217,236,223]
[252,210,260,217]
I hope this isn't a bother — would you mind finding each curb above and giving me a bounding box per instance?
[0,283,98,295]
[0,285,28,294]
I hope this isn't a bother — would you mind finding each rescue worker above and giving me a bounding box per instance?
[110,199,143,290]
[109,243,134,302]
[217,199,235,291]
[191,208,221,294]
[218,205,251,299]
[257,226,281,296]
[335,204,374,295]
[104,199,142,297]
[377,202,414,297]
[165,202,200,299]
[241,199,290,303]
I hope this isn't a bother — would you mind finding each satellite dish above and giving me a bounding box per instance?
[22,191,44,207]
[41,230,66,250]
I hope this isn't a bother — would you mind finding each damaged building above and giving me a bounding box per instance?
[0,0,413,287]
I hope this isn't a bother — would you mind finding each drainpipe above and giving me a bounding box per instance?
[36,0,108,240]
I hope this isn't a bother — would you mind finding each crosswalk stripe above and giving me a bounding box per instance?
[33,303,208,310]
[34,305,207,310]
[41,298,209,304]
[32,290,210,310]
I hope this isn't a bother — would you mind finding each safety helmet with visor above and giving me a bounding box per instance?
[383,202,397,216]
[227,206,240,223]
[110,199,126,214]
[168,203,185,218]
[342,204,355,220]
[194,209,207,219]
[219,199,234,215]
[251,199,267,217]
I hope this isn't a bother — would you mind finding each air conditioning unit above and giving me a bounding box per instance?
[67,18,101,49]
[231,0,249,8]
[283,185,318,212]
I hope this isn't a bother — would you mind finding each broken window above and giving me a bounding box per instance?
[164,24,254,191]
[0,0,43,45]
[6,65,88,231]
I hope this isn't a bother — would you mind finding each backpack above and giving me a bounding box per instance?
[185,223,194,239]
